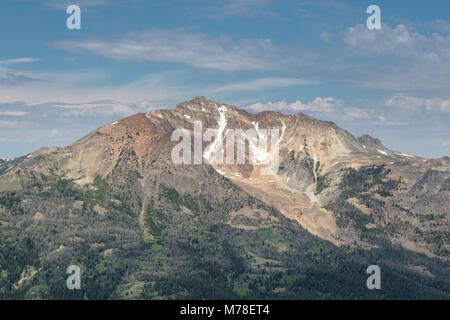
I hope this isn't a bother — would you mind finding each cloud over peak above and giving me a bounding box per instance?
[247,97,341,113]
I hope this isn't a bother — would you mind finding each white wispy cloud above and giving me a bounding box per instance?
[341,24,450,94]
[0,111,29,116]
[384,93,450,113]
[246,97,341,113]
[54,30,283,71]
[54,100,137,117]
[246,97,372,121]
[344,24,420,55]
[341,108,368,120]
[0,58,39,65]
[0,69,39,86]
[210,77,317,93]
[0,58,40,86]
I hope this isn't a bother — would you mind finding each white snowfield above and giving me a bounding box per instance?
[277,119,286,145]
[248,121,272,164]
[376,149,388,156]
[400,152,414,158]
[215,169,226,176]
[203,105,227,163]
[202,105,284,167]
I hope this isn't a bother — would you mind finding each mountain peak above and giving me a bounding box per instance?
[178,96,220,108]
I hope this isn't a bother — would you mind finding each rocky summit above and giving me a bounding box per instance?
[0,97,448,299]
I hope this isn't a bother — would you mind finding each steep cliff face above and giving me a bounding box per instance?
[0,97,448,299]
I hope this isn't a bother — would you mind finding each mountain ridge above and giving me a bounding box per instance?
[0,96,448,299]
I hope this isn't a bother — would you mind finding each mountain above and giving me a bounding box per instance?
[0,96,448,299]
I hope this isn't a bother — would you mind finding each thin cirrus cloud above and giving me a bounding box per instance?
[0,58,39,65]
[0,111,29,116]
[210,77,318,94]
[0,58,40,86]
[0,71,39,86]
[0,61,33,90]
[51,22,450,97]
[53,100,137,117]
[54,30,283,72]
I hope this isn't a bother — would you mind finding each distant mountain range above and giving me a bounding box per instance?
[0,97,448,299]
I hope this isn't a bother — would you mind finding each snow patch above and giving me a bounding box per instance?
[216,169,226,176]
[184,114,191,119]
[376,149,388,156]
[203,106,228,163]
[401,152,414,158]
[277,119,286,145]
[247,121,272,164]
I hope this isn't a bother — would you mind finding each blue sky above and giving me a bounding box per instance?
[0,0,449,158]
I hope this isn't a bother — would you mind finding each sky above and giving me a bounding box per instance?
[0,0,449,158]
